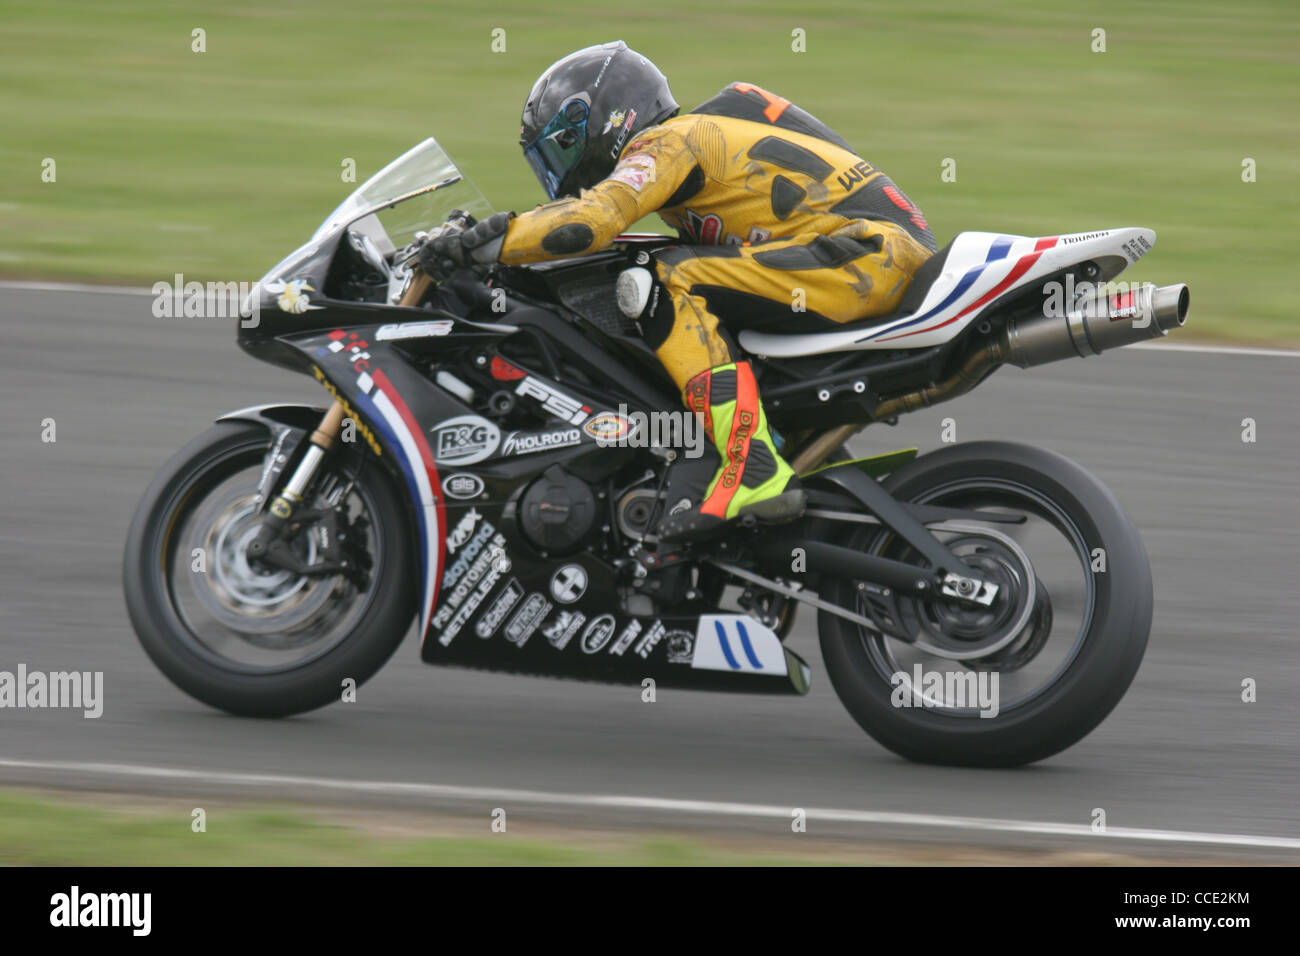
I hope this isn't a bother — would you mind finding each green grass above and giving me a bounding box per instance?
[0,789,852,866]
[1,0,1296,341]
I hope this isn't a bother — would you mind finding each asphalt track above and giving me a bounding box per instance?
[1,285,1297,861]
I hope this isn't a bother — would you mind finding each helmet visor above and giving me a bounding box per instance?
[522,95,589,200]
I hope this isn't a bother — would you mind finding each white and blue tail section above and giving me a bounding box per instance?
[739,227,1156,358]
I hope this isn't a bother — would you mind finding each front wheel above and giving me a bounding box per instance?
[123,421,417,717]
[818,441,1152,766]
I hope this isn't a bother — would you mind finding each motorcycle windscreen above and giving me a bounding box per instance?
[312,137,494,253]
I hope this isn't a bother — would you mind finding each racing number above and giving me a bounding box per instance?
[731,82,791,123]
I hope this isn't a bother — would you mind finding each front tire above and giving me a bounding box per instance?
[818,441,1152,766]
[123,421,417,717]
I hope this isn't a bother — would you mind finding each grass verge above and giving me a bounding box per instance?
[2,0,1295,341]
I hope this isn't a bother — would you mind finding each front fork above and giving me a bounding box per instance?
[246,401,346,571]
[245,269,430,573]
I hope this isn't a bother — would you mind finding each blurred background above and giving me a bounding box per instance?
[1,0,1297,341]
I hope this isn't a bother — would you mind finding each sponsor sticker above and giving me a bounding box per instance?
[436,544,508,645]
[432,415,501,466]
[634,620,667,659]
[609,108,637,158]
[442,473,485,500]
[580,614,617,654]
[505,593,551,647]
[476,579,523,638]
[515,377,590,425]
[502,428,582,457]
[1060,231,1110,245]
[265,278,320,314]
[601,109,627,134]
[609,153,656,192]
[682,209,724,245]
[1108,291,1139,321]
[665,630,694,664]
[542,610,586,651]
[440,523,498,594]
[444,508,482,555]
[1121,234,1152,264]
[549,564,588,604]
[609,619,642,656]
[582,411,635,442]
[376,320,454,341]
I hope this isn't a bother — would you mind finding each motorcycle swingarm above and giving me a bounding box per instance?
[776,463,999,605]
[803,486,1024,528]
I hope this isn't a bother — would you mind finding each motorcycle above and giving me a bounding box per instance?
[123,138,1190,766]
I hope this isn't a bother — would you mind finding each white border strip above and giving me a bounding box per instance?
[1,757,1296,851]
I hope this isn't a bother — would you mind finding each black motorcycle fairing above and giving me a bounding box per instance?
[425,501,811,695]
[215,402,329,434]
[231,224,975,696]
[259,309,809,694]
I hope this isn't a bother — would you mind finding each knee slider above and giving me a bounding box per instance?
[616,266,655,319]
[616,265,675,348]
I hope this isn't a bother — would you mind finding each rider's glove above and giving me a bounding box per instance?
[419,211,515,276]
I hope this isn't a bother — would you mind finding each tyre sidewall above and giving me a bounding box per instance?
[818,441,1152,766]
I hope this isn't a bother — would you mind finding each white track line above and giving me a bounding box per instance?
[1,757,1296,851]
[0,279,153,296]
[3,279,1298,359]
[1131,341,1300,358]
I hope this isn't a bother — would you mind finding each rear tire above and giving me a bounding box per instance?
[123,421,417,717]
[818,441,1151,766]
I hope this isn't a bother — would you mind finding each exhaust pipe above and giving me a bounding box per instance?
[862,281,1189,429]
[1002,282,1189,368]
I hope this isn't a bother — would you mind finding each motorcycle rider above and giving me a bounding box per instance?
[421,40,937,541]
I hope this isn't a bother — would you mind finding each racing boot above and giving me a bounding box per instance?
[658,361,805,543]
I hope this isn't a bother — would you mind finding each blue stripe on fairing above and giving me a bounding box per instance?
[860,235,1015,341]
[353,388,429,607]
[735,620,763,669]
[714,620,741,670]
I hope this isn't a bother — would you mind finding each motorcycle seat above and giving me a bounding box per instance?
[738,227,1153,357]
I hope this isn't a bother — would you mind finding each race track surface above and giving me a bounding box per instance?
[1,286,1297,860]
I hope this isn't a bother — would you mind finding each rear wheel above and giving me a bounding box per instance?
[818,441,1151,766]
[123,421,417,717]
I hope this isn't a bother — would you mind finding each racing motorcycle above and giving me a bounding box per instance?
[123,138,1190,766]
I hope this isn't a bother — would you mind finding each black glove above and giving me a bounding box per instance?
[419,211,514,278]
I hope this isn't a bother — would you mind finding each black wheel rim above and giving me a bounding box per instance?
[157,439,387,675]
[856,477,1097,717]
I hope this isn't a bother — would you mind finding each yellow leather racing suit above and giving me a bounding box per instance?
[499,82,937,392]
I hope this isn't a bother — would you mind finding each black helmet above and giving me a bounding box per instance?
[520,40,678,200]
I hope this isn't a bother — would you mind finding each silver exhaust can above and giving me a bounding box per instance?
[1002,282,1190,368]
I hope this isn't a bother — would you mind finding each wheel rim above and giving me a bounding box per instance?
[159,441,387,674]
[856,478,1096,717]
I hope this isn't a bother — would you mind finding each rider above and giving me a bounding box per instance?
[421,40,937,541]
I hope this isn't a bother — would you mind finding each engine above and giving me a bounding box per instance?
[517,465,599,554]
